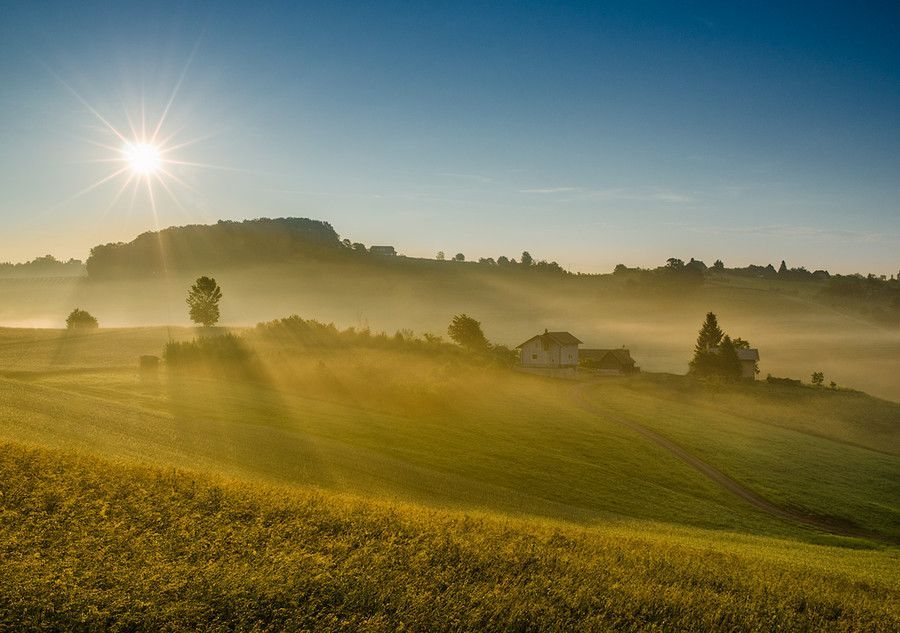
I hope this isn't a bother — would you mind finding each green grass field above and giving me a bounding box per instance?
[0,326,897,630]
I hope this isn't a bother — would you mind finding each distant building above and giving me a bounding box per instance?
[709,346,760,379]
[517,330,582,368]
[736,348,760,379]
[369,245,397,256]
[580,348,637,374]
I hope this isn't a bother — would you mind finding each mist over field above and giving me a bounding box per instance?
[3,249,898,401]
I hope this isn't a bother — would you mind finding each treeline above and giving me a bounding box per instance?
[611,257,836,282]
[0,255,85,278]
[86,218,343,278]
[821,274,900,327]
[440,251,570,275]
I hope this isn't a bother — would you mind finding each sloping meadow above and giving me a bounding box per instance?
[1,442,897,632]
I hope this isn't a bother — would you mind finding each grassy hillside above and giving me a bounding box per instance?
[0,326,897,629]
[2,442,898,632]
[0,326,896,541]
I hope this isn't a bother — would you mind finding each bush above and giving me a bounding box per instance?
[65,308,98,330]
[766,374,802,387]
[163,333,260,380]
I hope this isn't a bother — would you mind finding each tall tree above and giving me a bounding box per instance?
[187,276,223,327]
[447,314,489,351]
[779,260,788,274]
[693,312,723,353]
[689,312,724,376]
[520,251,534,266]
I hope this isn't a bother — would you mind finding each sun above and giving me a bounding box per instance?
[53,59,226,222]
[123,141,163,175]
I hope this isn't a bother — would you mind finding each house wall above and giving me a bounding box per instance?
[520,338,551,366]
[740,359,757,379]
[559,344,579,367]
[519,339,579,367]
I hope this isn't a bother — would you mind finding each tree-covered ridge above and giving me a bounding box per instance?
[85,218,342,278]
[0,255,85,278]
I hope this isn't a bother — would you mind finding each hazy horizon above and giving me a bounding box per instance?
[2,216,898,278]
[2,2,899,275]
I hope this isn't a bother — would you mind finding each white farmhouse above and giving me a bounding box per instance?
[517,330,582,368]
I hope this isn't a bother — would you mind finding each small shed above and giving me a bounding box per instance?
[736,348,760,379]
[370,245,397,256]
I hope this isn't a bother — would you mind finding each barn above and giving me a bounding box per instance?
[579,348,637,374]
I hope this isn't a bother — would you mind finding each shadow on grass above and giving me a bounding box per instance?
[163,332,333,487]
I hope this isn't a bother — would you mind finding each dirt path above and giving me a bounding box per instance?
[573,383,898,544]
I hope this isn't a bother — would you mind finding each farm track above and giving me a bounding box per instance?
[574,383,899,545]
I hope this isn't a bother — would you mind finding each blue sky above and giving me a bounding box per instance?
[1,1,898,274]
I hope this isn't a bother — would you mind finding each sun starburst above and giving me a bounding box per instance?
[49,56,226,228]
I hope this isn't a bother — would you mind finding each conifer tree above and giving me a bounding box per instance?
[689,312,724,376]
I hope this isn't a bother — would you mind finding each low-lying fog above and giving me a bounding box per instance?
[2,266,898,401]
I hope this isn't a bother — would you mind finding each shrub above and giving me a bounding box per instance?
[65,308,99,330]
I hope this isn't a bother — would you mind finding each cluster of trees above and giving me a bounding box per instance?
[688,312,754,380]
[611,259,705,288]
[437,251,569,274]
[0,255,85,278]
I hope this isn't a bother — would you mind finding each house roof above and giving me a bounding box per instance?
[710,346,760,361]
[516,330,583,348]
[580,348,635,366]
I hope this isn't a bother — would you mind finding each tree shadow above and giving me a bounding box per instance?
[162,333,333,487]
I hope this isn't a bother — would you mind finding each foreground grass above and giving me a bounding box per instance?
[1,442,897,632]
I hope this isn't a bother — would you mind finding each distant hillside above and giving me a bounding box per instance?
[0,255,85,278]
[85,217,342,278]
[82,217,900,328]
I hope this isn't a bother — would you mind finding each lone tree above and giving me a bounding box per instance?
[453,253,465,262]
[187,276,222,327]
[66,308,98,330]
[447,314,489,351]
[811,371,825,386]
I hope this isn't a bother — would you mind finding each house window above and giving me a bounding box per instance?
[531,354,538,360]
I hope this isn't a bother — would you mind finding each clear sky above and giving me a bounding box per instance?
[1,1,898,274]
